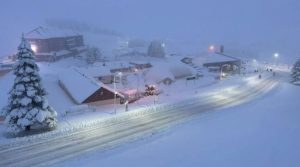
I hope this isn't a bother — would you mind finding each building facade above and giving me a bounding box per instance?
[25,27,86,62]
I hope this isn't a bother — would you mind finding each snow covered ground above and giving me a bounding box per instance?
[0,58,277,141]
[54,76,300,167]
[0,56,225,140]
[0,50,296,167]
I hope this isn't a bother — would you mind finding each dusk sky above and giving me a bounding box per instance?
[1,1,300,166]
[1,0,300,61]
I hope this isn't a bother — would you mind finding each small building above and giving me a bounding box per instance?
[169,66,193,79]
[59,68,124,105]
[110,62,152,74]
[145,68,175,85]
[144,59,194,85]
[0,62,14,76]
[76,66,114,84]
[25,26,86,62]
[194,52,241,74]
[129,61,152,70]
[181,57,193,64]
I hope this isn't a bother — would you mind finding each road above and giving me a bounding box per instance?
[0,76,280,167]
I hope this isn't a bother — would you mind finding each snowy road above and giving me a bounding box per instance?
[0,76,280,167]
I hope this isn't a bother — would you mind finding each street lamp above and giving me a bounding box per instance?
[252,59,258,72]
[114,72,122,114]
[220,64,227,80]
[273,52,279,67]
[133,68,140,98]
[209,45,215,52]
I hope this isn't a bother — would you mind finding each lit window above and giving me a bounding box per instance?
[31,44,38,53]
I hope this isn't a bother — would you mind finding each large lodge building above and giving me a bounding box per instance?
[25,26,86,62]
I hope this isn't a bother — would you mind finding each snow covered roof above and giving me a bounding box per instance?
[193,52,240,65]
[75,66,112,77]
[129,61,150,65]
[59,68,100,104]
[169,66,193,78]
[26,26,81,39]
[107,61,131,69]
[145,58,195,83]
[145,67,174,84]
[0,62,14,69]
[59,68,122,104]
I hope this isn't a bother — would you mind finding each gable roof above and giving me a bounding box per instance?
[59,67,123,104]
[193,52,240,66]
[76,66,112,77]
[26,26,80,39]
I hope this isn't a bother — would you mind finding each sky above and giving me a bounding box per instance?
[0,0,300,62]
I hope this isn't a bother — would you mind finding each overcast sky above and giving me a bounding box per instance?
[1,0,300,61]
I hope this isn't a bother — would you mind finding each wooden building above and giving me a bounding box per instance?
[0,63,14,76]
[59,68,124,105]
[25,26,86,62]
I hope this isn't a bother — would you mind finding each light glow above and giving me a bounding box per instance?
[116,72,123,76]
[209,45,215,51]
[31,44,37,53]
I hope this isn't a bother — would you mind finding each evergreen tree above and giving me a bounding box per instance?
[1,35,57,132]
[291,58,300,84]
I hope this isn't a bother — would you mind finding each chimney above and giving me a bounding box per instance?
[220,45,224,53]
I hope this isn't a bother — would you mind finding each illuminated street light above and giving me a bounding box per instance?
[209,45,215,52]
[220,64,227,80]
[133,68,140,98]
[274,53,279,58]
[161,43,165,48]
[221,72,226,78]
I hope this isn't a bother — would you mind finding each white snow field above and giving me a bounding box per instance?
[54,74,300,167]
[0,71,281,166]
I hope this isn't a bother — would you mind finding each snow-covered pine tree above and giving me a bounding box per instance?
[1,35,57,132]
[291,58,300,85]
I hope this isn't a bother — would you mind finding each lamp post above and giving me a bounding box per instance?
[134,68,140,98]
[253,59,258,72]
[114,72,122,114]
[273,52,279,67]
[220,64,227,80]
